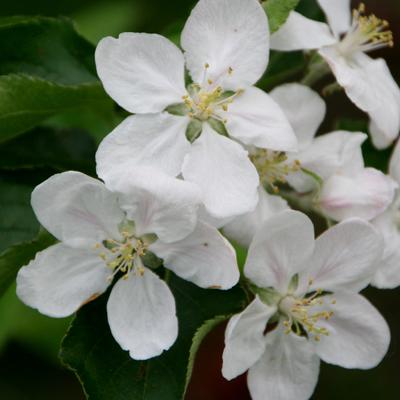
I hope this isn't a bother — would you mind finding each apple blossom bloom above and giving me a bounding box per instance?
[372,140,400,288]
[271,1,400,149]
[95,0,297,219]
[222,210,390,400]
[16,171,239,360]
[268,83,397,221]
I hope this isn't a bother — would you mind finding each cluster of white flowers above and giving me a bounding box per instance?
[15,0,400,398]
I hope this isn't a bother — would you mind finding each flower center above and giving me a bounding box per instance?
[95,223,151,281]
[182,63,243,122]
[338,3,393,56]
[279,290,334,341]
[250,149,301,193]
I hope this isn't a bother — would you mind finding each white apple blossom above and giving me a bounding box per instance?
[271,1,400,149]
[94,0,297,219]
[223,186,289,248]
[16,171,239,360]
[371,140,400,288]
[222,210,390,400]
[268,83,397,221]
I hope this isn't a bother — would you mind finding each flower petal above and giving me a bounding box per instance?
[95,33,186,113]
[223,187,289,248]
[319,49,400,149]
[96,113,190,182]
[182,124,259,219]
[150,221,239,290]
[318,168,397,221]
[107,268,178,360]
[312,292,390,369]
[181,0,269,89]
[248,326,320,400]
[16,243,109,318]
[288,131,366,193]
[223,87,297,152]
[317,0,352,37]
[245,210,315,293]
[222,297,277,380]
[110,168,202,243]
[270,11,336,51]
[31,171,124,248]
[389,140,400,184]
[372,207,400,289]
[298,219,383,294]
[270,84,326,149]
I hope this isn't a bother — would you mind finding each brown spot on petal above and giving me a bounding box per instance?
[209,285,222,289]
[81,293,101,307]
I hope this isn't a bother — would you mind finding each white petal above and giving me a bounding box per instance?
[110,168,202,243]
[182,124,259,219]
[298,219,383,294]
[31,171,123,248]
[95,33,186,113]
[313,292,390,369]
[223,187,289,248]
[245,210,315,293]
[270,11,336,51]
[248,326,320,400]
[96,113,190,182]
[107,268,178,360]
[288,131,366,193]
[318,168,397,221]
[150,221,239,290]
[319,49,400,149]
[223,87,298,152]
[181,0,269,89]
[222,298,276,380]
[372,207,400,289]
[389,140,400,184]
[16,243,109,318]
[317,0,352,37]
[270,83,326,149]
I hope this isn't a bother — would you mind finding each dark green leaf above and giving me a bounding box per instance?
[263,0,300,33]
[0,16,114,141]
[0,229,56,297]
[0,126,97,176]
[60,274,246,400]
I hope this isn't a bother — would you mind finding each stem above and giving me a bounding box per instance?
[301,60,330,87]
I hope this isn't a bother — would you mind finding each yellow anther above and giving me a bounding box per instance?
[228,67,233,75]
[204,63,210,69]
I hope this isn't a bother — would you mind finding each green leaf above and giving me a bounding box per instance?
[0,126,97,176]
[0,230,56,297]
[0,16,113,141]
[263,0,300,33]
[60,274,246,400]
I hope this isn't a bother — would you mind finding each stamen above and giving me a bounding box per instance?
[250,150,301,193]
[339,3,394,56]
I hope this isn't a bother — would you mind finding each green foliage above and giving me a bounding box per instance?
[60,275,246,400]
[263,0,300,33]
[0,230,56,298]
[0,16,113,142]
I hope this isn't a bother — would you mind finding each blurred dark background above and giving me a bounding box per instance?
[0,0,399,399]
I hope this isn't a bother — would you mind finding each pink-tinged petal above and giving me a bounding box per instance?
[318,168,397,221]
